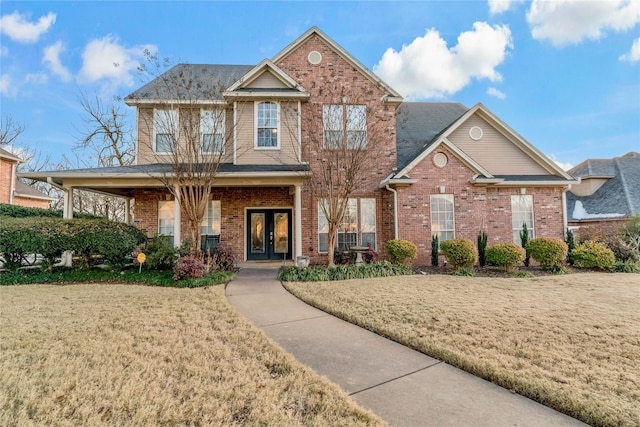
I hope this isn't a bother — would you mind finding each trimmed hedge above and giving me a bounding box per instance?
[526,237,568,270]
[0,217,146,271]
[278,261,413,282]
[0,202,103,219]
[440,238,478,269]
[486,243,526,271]
[570,240,616,271]
[386,239,417,265]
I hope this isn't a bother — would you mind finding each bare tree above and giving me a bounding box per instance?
[0,114,26,146]
[133,52,243,255]
[297,83,393,266]
[74,92,135,167]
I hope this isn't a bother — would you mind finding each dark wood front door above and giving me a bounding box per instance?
[247,209,292,260]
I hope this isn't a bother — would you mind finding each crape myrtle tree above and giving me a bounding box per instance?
[284,82,393,267]
[132,51,244,257]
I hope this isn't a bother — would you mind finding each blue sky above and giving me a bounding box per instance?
[1,0,639,170]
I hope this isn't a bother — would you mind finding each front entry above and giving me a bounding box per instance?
[247,209,292,260]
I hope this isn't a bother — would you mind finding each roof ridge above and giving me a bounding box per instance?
[615,158,635,214]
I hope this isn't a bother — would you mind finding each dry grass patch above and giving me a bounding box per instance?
[284,273,640,427]
[0,283,384,426]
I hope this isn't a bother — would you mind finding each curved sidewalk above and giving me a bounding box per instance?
[226,267,587,427]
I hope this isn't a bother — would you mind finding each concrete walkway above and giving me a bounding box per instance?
[226,267,587,427]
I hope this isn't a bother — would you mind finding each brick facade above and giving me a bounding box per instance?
[0,157,15,204]
[569,218,628,242]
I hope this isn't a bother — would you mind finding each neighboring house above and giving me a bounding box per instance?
[566,152,640,239]
[20,27,576,265]
[0,147,55,209]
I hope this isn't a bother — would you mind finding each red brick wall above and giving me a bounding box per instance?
[133,187,293,260]
[12,196,51,209]
[396,147,566,265]
[277,33,398,264]
[0,158,15,204]
[569,218,628,242]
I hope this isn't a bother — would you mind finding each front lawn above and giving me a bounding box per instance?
[0,284,384,426]
[284,273,640,427]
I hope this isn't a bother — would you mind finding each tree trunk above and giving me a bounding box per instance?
[326,222,338,267]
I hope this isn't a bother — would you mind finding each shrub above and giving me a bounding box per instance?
[613,260,640,273]
[145,235,177,270]
[0,202,104,219]
[451,267,475,276]
[565,228,576,264]
[431,235,439,266]
[210,243,236,272]
[173,255,207,280]
[570,241,616,271]
[440,238,478,269]
[604,236,640,263]
[362,243,378,264]
[526,237,568,270]
[386,239,417,265]
[520,223,530,267]
[477,231,488,267]
[486,243,526,271]
[278,261,413,282]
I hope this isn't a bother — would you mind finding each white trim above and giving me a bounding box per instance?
[295,185,302,258]
[200,108,225,154]
[297,100,302,162]
[254,101,281,150]
[233,101,237,164]
[225,59,306,93]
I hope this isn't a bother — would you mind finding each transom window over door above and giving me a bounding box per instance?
[511,195,534,244]
[256,102,279,148]
[154,109,177,153]
[201,109,224,154]
[430,194,455,242]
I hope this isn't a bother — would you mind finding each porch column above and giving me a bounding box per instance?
[295,184,302,258]
[61,187,74,267]
[124,198,131,224]
[173,187,181,247]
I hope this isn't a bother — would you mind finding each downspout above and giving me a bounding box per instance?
[562,185,570,237]
[385,184,398,239]
[9,162,16,204]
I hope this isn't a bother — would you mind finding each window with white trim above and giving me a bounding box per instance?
[200,200,221,236]
[158,200,175,245]
[317,198,375,253]
[430,194,455,243]
[323,104,367,149]
[511,195,534,244]
[154,109,177,153]
[256,101,279,148]
[201,109,224,154]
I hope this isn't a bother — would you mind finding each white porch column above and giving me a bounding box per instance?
[173,187,181,247]
[295,184,302,258]
[61,187,74,266]
[124,198,132,224]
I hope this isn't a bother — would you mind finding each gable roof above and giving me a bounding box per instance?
[13,180,56,201]
[125,64,254,105]
[0,147,23,163]
[272,26,403,103]
[566,152,640,220]
[394,102,575,183]
[223,59,309,100]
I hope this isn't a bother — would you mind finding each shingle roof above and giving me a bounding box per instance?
[0,147,22,162]
[395,102,468,170]
[23,163,309,176]
[125,64,254,102]
[566,152,640,220]
[14,180,56,200]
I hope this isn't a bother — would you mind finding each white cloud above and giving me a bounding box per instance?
[619,37,640,62]
[0,74,17,98]
[43,41,72,82]
[1,46,8,56]
[374,22,513,99]
[25,72,49,85]
[527,0,640,46]
[0,11,56,43]
[550,155,574,171]
[487,87,506,99]
[77,35,155,89]
[488,0,524,15]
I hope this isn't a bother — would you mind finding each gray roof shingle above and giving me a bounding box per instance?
[566,152,640,220]
[395,102,468,170]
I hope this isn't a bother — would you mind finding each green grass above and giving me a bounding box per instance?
[0,267,233,287]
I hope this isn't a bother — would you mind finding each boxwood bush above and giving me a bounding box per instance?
[386,239,417,265]
[570,240,616,271]
[440,238,478,269]
[278,261,413,282]
[485,243,526,271]
[526,237,568,270]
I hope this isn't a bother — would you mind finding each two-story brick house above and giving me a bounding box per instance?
[21,27,576,265]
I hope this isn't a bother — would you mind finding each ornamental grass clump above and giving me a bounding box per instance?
[439,238,478,269]
[570,241,616,271]
[526,237,568,271]
[386,239,417,265]
[486,243,526,272]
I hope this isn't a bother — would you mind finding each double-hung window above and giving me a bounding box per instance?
[201,109,224,154]
[430,194,455,243]
[158,200,175,246]
[511,195,534,244]
[317,198,376,252]
[200,200,221,236]
[323,104,367,149]
[154,109,177,153]
[256,101,279,148]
